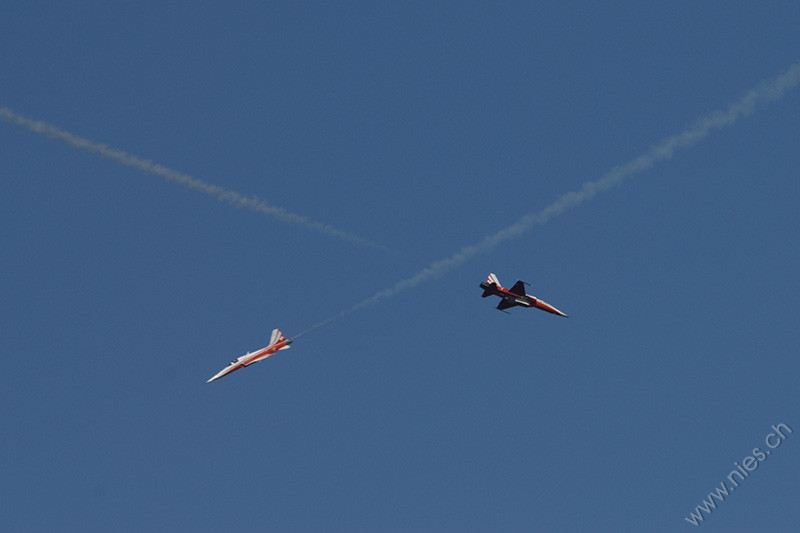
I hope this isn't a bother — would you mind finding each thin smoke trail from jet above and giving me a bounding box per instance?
[0,107,394,254]
[294,62,800,338]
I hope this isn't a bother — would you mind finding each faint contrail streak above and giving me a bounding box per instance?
[295,62,800,337]
[0,107,393,253]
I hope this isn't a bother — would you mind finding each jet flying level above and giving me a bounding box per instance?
[480,273,568,317]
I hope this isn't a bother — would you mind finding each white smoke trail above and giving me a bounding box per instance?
[295,62,800,337]
[0,107,394,254]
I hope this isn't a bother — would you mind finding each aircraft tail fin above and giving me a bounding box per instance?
[486,273,500,286]
[269,328,291,349]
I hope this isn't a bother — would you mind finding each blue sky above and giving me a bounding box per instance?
[2,2,799,531]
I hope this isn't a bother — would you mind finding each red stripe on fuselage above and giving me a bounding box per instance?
[211,340,289,380]
[533,299,567,316]
[497,288,534,306]
[241,341,288,366]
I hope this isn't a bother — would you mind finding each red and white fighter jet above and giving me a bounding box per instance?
[480,273,568,317]
[207,328,292,383]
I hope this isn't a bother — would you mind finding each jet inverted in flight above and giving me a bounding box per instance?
[207,328,292,383]
[480,273,568,317]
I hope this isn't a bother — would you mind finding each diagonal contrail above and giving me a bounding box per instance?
[0,107,394,254]
[295,62,800,337]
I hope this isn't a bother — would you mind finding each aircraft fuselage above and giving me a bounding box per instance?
[480,279,568,317]
[207,334,292,383]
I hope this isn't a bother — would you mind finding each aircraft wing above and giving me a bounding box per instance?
[509,280,527,295]
[497,299,517,311]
